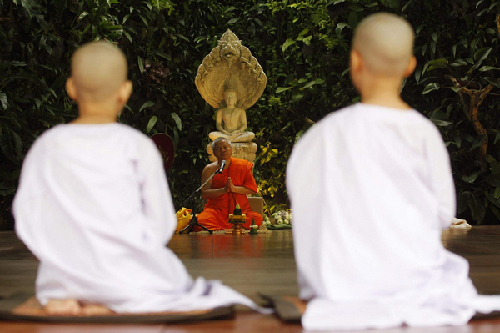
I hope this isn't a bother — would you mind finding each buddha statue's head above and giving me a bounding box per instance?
[224,89,238,108]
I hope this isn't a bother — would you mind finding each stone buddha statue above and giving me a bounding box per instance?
[208,89,255,143]
[195,29,267,162]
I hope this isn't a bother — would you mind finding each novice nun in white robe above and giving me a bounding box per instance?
[13,123,264,313]
[287,103,500,330]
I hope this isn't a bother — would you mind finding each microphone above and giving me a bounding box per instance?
[217,160,226,174]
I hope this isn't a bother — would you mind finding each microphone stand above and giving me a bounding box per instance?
[178,166,223,235]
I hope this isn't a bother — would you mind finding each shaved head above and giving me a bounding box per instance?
[212,137,231,150]
[353,13,414,77]
[70,41,128,102]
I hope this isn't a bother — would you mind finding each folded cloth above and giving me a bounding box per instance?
[451,218,472,230]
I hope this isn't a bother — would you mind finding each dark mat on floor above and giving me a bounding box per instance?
[0,296,234,324]
[260,295,303,322]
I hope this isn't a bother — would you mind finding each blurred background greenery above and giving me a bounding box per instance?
[1,0,499,229]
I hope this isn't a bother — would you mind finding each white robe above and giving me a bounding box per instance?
[287,103,500,330]
[13,123,262,313]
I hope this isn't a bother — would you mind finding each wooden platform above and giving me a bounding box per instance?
[2,227,500,332]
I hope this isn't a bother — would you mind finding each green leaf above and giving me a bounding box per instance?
[479,66,500,72]
[123,30,132,43]
[476,199,487,224]
[416,24,425,35]
[484,77,500,88]
[450,59,467,67]
[430,109,452,127]
[106,24,123,31]
[347,11,359,28]
[431,119,452,127]
[402,0,412,12]
[139,101,155,112]
[77,11,88,21]
[137,56,144,73]
[457,191,471,213]
[486,174,500,187]
[422,83,439,94]
[414,67,422,83]
[292,92,304,102]
[171,113,182,131]
[470,134,487,151]
[146,116,157,133]
[462,173,479,184]
[0,93,7,110]
[153,52,169,59]
[487,154,498,165]
[297,28,310,39]
[430,41,436,56]
[486,191,500,210]
[473,47,492,68]
[380,0,400,8]
[227,18,239,24]
[276,87,290,93]
[490,205,500,220]
[348,4,364,12]
[424,58,448,73]
[494,131,500,145]
[11,61,27,67]
[281,38,295,52]
[302,81,316,89]
[494,187,500,200]
[302,35,312,46]
[10,130,22,159]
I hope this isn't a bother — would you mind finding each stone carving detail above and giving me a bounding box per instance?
[195,29,267,162]
[195,29,267,110]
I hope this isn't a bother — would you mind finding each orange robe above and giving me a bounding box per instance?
[196,158,263,231]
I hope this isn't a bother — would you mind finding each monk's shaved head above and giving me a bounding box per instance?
[71,41,127,102]
[353,13,414,77]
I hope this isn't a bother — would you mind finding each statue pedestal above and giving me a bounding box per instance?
[207,141,257,163]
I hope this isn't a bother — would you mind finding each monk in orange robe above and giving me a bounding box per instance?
[196,138,263,231]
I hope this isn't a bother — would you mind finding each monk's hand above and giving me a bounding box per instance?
[224,178,230,193]
[227,177,237,193]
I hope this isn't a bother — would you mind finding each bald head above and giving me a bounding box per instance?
[70,41,128,102]
[353,13,414,77]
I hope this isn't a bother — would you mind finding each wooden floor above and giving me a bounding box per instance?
[2,227,500,332]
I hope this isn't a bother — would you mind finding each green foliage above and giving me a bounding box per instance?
[1,0,499,228]
[403,0,500,224]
